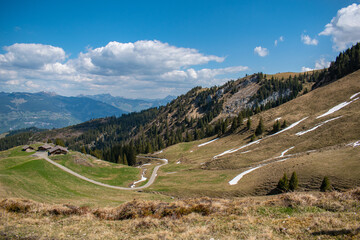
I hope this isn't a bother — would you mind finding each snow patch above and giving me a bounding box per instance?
[348,140,360,147]
[350,92,360,99]
[229,157,293,185]
[317,98,359,119]
[279,147,295,157]
[229,166,262,185]
[214,117,308,159]
[213,139,261,159]
[296,116,343,136]
[274,117,282,121]
[241,150,252,154]
[198,138,219,147]
[176,161,181,164]
[131,170,147,188]
[271,117,308,136]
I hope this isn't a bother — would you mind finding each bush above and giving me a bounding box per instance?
[289,172,298,191]
[277,173,289,192]
[320,176,331,192]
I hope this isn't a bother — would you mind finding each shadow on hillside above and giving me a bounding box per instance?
[312,227,360,237]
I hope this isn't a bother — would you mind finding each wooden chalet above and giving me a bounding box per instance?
[38,144,53,151]
[48,146,69,155]
[22,145,34,151]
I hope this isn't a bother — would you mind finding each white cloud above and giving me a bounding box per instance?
[25,80,40,88]
[301,58,331,72]
[0,43,66,69]
[0,41,248,98]
[274,36,284,46]
[254,46,269,57]
[301,67,314,72]
[319,3,360,51]
[72,40,224,76]
[301,34,319,45]
[315,58,331,69]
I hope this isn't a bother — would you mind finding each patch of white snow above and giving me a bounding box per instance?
[316,98,359,119]
[176,161,181,164]
[131,170,147,188]
[279,147,295,157]
[198,138,219,147]
[271,117,308,136]
[350,92,360,99]
[296,116,343,136]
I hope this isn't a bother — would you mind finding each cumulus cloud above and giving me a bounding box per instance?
[0,43,66,69]
[319,3,360,51]
[301,34,319,45]
[72,40,224,76]
[0,41,248,98]
[254,46,269,57]
[301,58,331,72]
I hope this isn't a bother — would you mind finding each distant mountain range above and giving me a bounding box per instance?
[0,92,175,134]
[82,94,175,113]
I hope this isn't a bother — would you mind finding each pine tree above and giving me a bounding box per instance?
[277,173,289,192]
[117,155,123,164]
[320,176,331,192]
[247,117,252,130]
[237,113,243,126]
[289,171,298,191]
[123,154,128,166]
[230,117,238,133]
[281,120,287,129]
[47,139,52,143]
[81,146,86,154]
[255,118,265,136]
[55,138,65,147]
[272,120,281,133]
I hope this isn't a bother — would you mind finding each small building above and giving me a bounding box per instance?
[38,144,53,151]
[22,145,34,152]
[48,146,68,155]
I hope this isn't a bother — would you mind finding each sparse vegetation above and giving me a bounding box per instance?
[1,189,360,239]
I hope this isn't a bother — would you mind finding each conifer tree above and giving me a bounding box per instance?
[320,176,331,192]
[247,117,252,130]
[237,113,243,126]
[81,146,86,154]
[277,173,289,192]
[272,120,281,133]
[289,171,298,191]
[123,154,128,165]
[255,117,265,136]
[281,120,287,129]
[230,117,238,133]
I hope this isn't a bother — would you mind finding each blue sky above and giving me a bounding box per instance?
[1,0,359,98]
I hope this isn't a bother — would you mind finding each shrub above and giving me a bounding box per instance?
[320,176,331,192]
[277,173,289,192]
[289,171,298,191]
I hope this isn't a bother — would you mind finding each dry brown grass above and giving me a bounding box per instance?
[1,189,360,239]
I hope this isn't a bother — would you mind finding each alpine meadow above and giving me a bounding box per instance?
[1,1,360,239]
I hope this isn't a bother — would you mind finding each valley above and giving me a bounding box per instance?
[0,43,359,239]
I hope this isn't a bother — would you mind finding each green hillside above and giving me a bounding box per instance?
[0,146,167,207]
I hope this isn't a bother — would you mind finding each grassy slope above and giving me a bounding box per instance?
[50,152,141,187]
[0,146,169,207]
[1,189,359,239]
[148,70,360,197]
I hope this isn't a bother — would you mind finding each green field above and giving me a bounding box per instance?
[50,152,140,187]
[0,146,169,207]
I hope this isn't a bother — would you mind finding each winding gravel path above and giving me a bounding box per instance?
[32,152,168,190]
